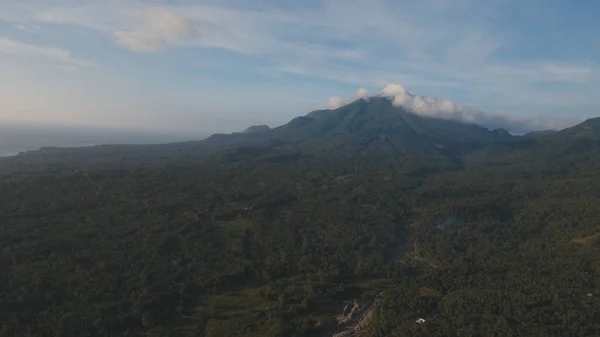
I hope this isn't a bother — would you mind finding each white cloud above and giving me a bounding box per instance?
[444,32,503,64]
[328,96,343,109]
[327,87,371,109]
[364,83,578,133]
[113,31,165,53]
[0,36,68,58]
[381,83,479,123]
[540,64,592,83]
[11,23,44,33]
[356,88,369,99]
[0,36,95,67]
[113,7,198,53]
[381,84,408,96]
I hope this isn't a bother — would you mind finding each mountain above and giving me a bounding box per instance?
[242,125,271,133]
[204,97,512,161]
[560,117,600,139]
[204,96,600,174]
[2,96,600,336]
[465,117,600,170]
[522,129,558,138]
[7,97,598,175]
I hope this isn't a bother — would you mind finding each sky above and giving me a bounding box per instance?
[0,0,599,134]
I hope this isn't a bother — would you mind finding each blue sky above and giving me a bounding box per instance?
[0,0,599,133]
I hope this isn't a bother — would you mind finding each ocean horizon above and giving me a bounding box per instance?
[0,123,206,158]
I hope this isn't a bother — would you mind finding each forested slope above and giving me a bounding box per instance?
[1,114,599,337]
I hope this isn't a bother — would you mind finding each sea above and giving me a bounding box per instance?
[0,123,205,158]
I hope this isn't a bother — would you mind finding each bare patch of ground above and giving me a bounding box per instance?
[330,292,384,337]
[418,287,442,298]
[571,233,600,245]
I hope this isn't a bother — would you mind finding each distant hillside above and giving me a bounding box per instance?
[203,97,512,170]
[208,97,512,144]
[465,117,600,170]
[242,125,271,133]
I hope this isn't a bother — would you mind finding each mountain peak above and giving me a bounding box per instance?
[326,83,577,134]
[206,83,583,153]
[205,94,512,154]
[242,125,270,133]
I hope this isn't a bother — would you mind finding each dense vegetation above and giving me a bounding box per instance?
[1,105,599,336]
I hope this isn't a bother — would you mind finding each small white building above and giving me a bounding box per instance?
[416,318,426,324]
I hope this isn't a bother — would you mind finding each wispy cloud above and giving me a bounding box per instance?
[539,64,593,83]
[0,36,96,67]
[327,96,343,109]
[328,88,370,109]
[0,0,598,130]
[11,23,45,34]
[113,7,198,53]
[16,1,597,91]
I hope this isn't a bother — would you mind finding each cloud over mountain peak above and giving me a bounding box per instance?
[328,83,579,134]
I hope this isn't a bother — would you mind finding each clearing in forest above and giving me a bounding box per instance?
[571,232,600,245]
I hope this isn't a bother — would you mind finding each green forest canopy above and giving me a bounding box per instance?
[1,117,600,337]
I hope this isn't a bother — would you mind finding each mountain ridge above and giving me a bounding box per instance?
[4,94,599,175]
[206,97,512,144]
[242,125,271,134]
